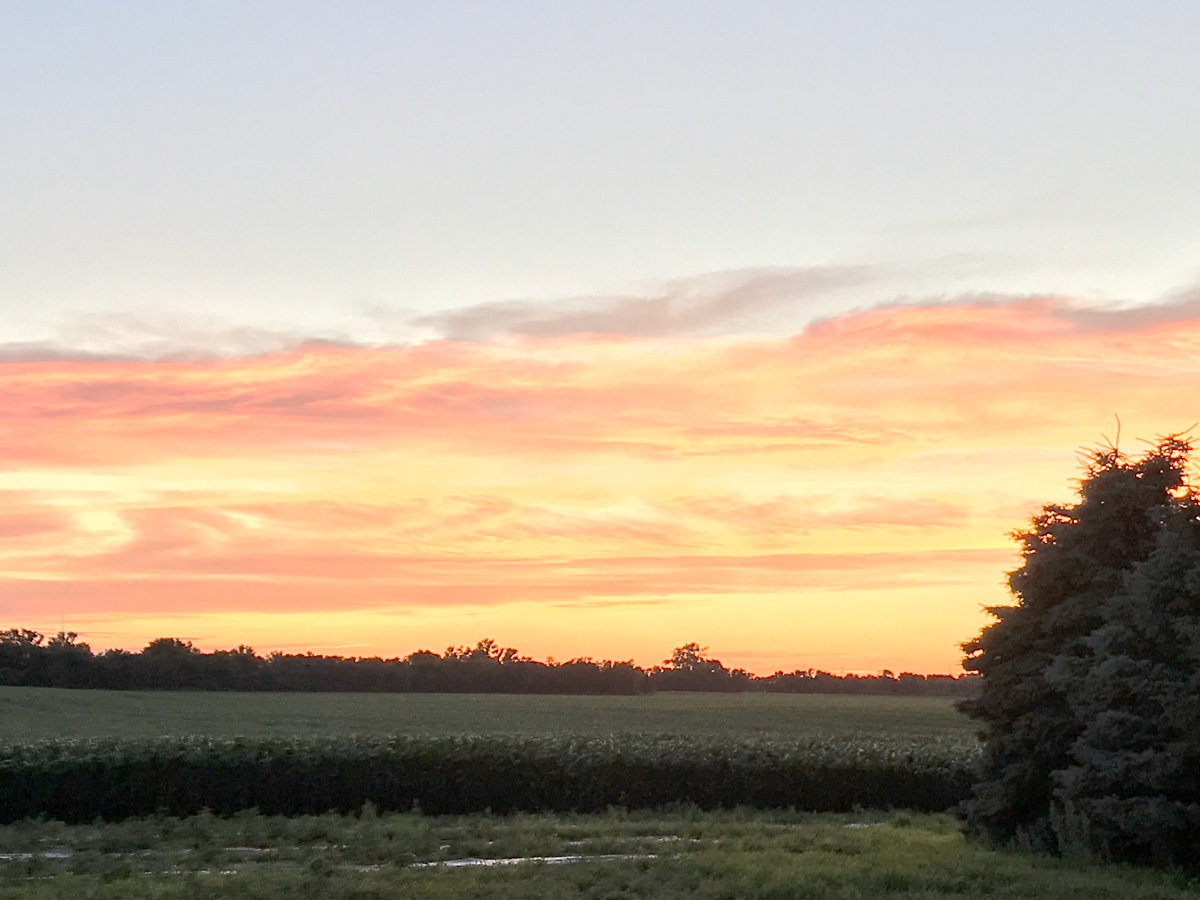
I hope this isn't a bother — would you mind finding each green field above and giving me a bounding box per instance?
[0,687,975,743]
[1,808,1197,899]
[2,689,1192,897]
[0,688,979,825]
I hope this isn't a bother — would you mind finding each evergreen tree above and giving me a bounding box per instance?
[960,436,1199,865]
[1046,518,1200,867]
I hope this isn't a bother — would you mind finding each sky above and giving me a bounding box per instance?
[3,2,1200,674]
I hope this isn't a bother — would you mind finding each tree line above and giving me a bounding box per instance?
[0,632,978,695]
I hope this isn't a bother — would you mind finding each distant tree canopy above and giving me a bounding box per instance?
[0,633,976,696]
[961,435,1200,870]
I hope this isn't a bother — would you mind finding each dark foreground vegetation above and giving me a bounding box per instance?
[0,734,975,825]
[0,632,976,695]
[962,435,1200,872]
[3,809,1196,900]
[0,690,976,826]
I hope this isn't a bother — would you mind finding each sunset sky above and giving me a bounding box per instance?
[4,2,1200,674]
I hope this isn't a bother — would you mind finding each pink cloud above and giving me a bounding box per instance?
[4,291,1200,669]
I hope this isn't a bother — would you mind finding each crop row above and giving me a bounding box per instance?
[0,734,979,823]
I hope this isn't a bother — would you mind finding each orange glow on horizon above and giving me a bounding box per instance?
[4,297,1198,674]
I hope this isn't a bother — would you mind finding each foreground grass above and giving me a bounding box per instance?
[0,687,973,743]
[0,809,1195,899]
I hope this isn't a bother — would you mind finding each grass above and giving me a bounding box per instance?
[0,689,1191,896]
[0,808,1196,898]
[0,687,975,743]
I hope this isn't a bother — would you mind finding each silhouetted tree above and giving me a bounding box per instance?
[210,645,263,690]
[140,637,203,688]
[960,435,1200,869]
[41,632,94,687]
[650,643,752,692]
[0,630,974,696]
[0,629,45,685]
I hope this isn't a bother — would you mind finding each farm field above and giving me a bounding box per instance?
[1,808,1197,899]
[0,689,979,825]
[0,687,975,743]
[0,690,1193,897]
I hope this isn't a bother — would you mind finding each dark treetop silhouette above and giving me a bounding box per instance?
[0,632,975,695]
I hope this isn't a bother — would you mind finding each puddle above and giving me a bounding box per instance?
[0,844,674,873]
[412,853,657,868]
[562,835,692,848]
[0,849,73,861]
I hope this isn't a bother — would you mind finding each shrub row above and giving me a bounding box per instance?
[0,735,979,823]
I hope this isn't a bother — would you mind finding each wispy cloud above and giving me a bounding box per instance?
[0,311,354,362]
[413,266,888,339]
[681,494,969,535]
[1045,290,1200,333]
[6,287,1200,670]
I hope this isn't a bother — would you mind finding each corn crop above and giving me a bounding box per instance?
[0,734,979,823]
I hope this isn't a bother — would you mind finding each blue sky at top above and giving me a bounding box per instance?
[3,1,1200,353]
